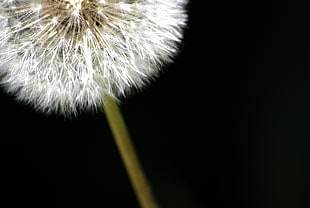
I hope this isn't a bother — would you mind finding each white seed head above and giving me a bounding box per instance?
[0,0,188,115]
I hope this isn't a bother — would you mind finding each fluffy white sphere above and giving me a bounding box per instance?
[0,0,188,115]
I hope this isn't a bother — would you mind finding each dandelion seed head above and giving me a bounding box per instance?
[0,0,188,116]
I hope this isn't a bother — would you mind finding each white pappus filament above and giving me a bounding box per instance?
[0,0,188,115]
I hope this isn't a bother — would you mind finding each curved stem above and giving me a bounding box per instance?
[103,96,158,208]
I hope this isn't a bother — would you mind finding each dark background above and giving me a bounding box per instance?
[1,1,310,208]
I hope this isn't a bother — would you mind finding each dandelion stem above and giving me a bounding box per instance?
[103,96,158,208]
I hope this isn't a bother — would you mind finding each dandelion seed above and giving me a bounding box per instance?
[0,0,188,115]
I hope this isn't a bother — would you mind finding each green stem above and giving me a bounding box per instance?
[103,96,158,208]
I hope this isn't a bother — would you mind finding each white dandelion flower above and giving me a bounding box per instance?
[0,0,188,115]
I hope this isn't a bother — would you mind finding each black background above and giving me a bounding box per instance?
[2,1,310,208]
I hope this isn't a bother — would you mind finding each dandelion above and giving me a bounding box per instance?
[0,0,188,115]
[0,1,189,207]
